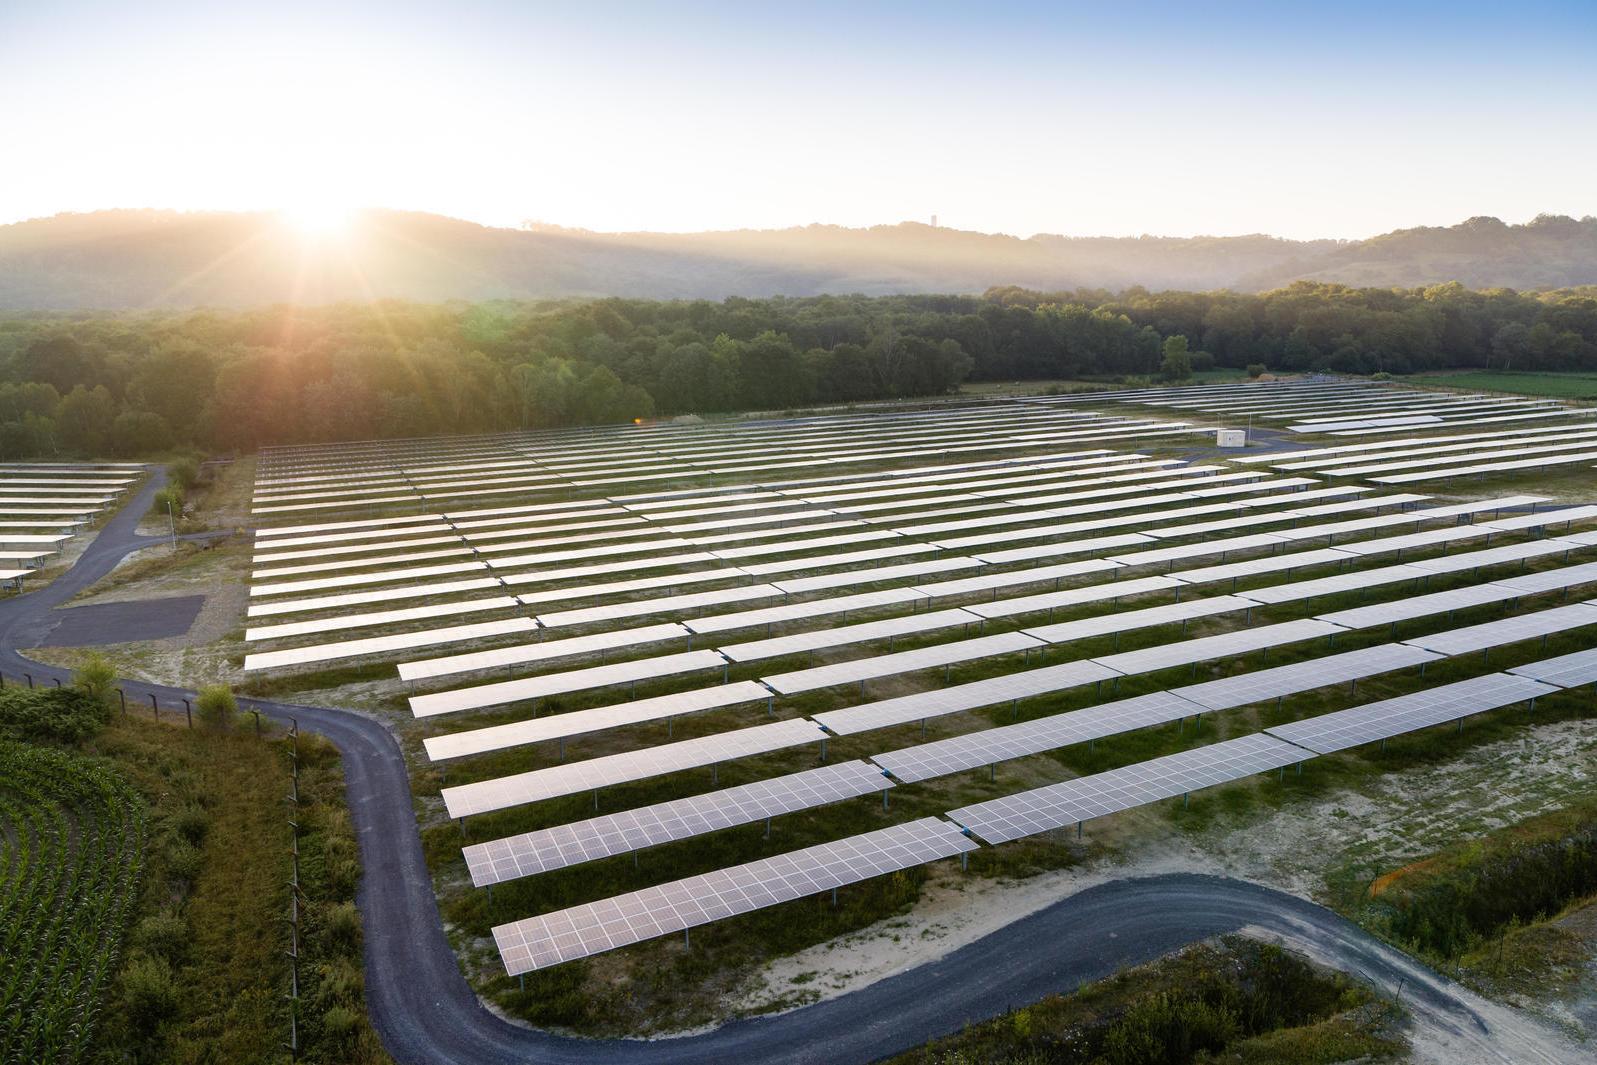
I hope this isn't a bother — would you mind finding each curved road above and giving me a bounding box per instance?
[0,470,1576,1064]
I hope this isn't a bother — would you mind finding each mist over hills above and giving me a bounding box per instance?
[0,209,1593,310]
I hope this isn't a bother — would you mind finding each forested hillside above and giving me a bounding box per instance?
[3,210,1596,310]
[2,282,1594,457]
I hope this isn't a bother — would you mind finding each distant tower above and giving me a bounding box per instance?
[930,214,938,228]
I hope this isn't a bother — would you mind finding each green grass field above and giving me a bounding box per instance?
[1405,370,1597,400]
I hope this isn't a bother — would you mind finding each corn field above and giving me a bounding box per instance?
[0,741,147,1064]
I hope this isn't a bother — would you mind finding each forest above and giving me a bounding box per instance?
[0,280,1594,456]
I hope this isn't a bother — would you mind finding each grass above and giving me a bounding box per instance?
[1405,370,1597,400]
[884,936,1405,1065]
[1328,797,1597,1002]
[79,713,391,1065]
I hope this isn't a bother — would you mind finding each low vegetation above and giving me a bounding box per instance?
[0,667,388,1065]
[0,740,147,1062]
[886,937,1405,1065]
[1405,369,1597,399]
[1345,799,1597,998]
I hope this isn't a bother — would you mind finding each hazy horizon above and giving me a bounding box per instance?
[3,1,1594,240]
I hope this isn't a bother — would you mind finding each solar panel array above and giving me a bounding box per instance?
[243,387,1597,978]
[0,461,144,585]
[947,734,1306,844]
[491,818,977,974]
[463,759,889,886]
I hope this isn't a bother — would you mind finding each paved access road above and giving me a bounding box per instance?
[0,468,1577,1065]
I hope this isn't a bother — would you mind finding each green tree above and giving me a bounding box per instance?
[1159,334,1193,381]
[109,410,174,456]
[55,384,117,455]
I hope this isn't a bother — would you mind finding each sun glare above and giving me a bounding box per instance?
[280,202,352,238]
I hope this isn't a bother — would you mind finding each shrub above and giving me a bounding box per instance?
[172,803,210,845]
[121,955,181,1034]
[194,683,237,729]
[167,456,201,492]
[74,651,118,708]
[1189,350,1216,372]
[1246,363,1267,378]
[323,901,363,957]
[0,686,111,745]
[134,912,191,964]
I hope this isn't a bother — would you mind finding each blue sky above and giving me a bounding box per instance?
[1,1,1593,237]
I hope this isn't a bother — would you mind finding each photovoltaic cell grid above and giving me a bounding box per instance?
[462,760,890,886]
[872,691,1199,783]
[491,817,978,974]
[1264,673,1557,754]
[947,733,1306,844]
[439,717,824,818]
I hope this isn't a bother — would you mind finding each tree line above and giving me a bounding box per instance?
[0,280,1593,455]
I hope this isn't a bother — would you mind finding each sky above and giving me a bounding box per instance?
[1,1,1594,240]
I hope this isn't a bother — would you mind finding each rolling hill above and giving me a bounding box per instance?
[0,209,1592,309]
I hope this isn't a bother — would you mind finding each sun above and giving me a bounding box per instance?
[279,201,353,238]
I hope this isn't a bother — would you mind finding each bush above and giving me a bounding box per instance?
[150,484,183,521]
[1246,363,1267,378]
[0,685,111,745]
[167,456,201,492]
[194,683,237,729]
[74,651,118,708]
[323,901,363,957]
[1189,350,1216,372]
[171,803,210,846]
[134,912,191,964]
[121,955,181,1034]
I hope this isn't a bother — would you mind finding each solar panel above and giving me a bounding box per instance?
[244,595,522,641]
[1092,619,1342,677]
[947,733,1305,844]
[963,575,1180,621]
[1406,539,1583,574]
[1493,559,1597,594]
[1232,564,1427,605]
[463,760,890,885]
[1507,647,1597,689]
[814,660,1120,736]
[1372,450,1597,482]
[397,623,690,682]
[684,587,923,635]
[720,608,980,663]
[410,649,730,718]
[1265,673,1556,754]
[491,817,977,974]
[1401,602,1597,656]
[1315,585,1519,630]
[246,576,506,617]
[422,682,776,761]
[771,556,982,594]
[1170,643,1440,711]
[1023,595,1251,644]
[872,691,1200,783]
[251,560,488,597]
[441,717,825,818]
[243,616,538,671]
[761,631,1045,695]
[536,585,783,628]
[1170,549,1352,586]
[913,557,1131,600]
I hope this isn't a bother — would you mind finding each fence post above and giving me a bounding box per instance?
[25,673,32,688]
[118,688,126,716]
[149,693,158,720]
[52,676,60,688]
[183,698,192,729]
[252,709,261,737]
